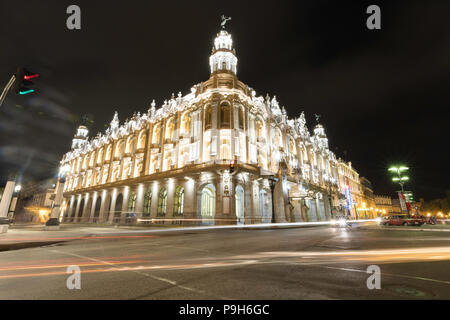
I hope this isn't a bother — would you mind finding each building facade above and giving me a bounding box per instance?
[14,179,56,223]
[57,28,356,225]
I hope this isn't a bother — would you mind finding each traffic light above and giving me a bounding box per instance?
[14,67,39,95]
[229,159,236,174]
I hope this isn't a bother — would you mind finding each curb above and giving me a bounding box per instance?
[363,226,450,232]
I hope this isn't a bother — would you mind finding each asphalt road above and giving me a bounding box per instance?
[0,225,450,299]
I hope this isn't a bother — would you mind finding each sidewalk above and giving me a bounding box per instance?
[363,223,450,232]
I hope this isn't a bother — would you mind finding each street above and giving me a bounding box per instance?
[0,225,450,299]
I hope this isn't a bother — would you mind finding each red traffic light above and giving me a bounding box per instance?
[24,74,39,80]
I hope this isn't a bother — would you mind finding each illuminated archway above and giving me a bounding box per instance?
[235,185,244,224]
[200,184,216,225]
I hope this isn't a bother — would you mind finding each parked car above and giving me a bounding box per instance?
[380,215,423,226]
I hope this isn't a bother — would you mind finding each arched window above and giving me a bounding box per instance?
[165,118,175,140]
[256,118,264,137]
[82,155,88,170]
[152,124,161,144]
[97,148,104,164]
[181,112,191,136]
[89,152,95,167]
[127,192,136,212]
[143,189,152,217]
[114,194,123,217]
[239,107,245,130]
[94,197,101,218]
[173,186,184,216]
[220,103,230,128]
[138,130,147,149]
[115,140,124,158]
[126,137,136,154]
[201,184,216,224]
[205,105,212,130]
[289,138,296,155]
[235,185,244,224]
[105,145,112,161]
[302,146,308,161]
[157,188,167,216]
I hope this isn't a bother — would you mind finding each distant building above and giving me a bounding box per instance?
[374,195,394,215]
[14,179,56,223]
[337,160,363,218]
[359,177,376,218]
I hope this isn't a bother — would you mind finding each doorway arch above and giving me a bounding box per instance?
[93,197,101,222]
[200,184,216,225]
[77,199,85,220]
[260,189,270,223]
[114,194,123,220]
[235,185,244,224]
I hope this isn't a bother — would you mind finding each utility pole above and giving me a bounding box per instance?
[0,75,16,108]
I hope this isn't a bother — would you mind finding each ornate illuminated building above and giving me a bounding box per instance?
[57,26,348,225]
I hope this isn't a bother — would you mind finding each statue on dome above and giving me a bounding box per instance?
[314,113,321,123]
[221,15,231,29]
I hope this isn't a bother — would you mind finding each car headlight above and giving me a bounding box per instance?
[338,219,347,227]
[375,217,382,223]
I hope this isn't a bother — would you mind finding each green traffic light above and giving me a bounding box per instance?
[19,89,35,95]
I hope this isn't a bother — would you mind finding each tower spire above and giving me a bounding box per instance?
[209,16,237,75]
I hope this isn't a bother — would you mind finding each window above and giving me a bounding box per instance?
[205,105,212,130]
[126,137,136,154]
[138,130,147,149]
[152,124,161,144]
[239,107,244,129]
[220,103,230,128]
[115,140,124,158]
[157,188,167,216]
[173,186,184,216]
[105,145,112,161]
[97,148,104,164]
[143,190,152,216]
[165,118,175,140]
[127,192,136,212]
[181,112,191,136]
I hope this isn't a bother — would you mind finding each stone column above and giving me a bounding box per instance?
[273,179,287,223]
[135,184,145,219]
[108,189,118,224]
[0,180,15,218]
[88,192,98,222]
[98,190,108,223]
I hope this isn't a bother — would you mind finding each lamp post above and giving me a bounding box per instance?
[388,165,410,215]
[389,166,409,192]
[268,176,278,223]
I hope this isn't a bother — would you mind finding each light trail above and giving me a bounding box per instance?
[0,260,259,280]
[0,234,159,243]
[94,219,376,235]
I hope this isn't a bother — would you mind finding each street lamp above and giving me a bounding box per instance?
[388,166,409,192]
[268,176,278,224]
[389,165,411,216]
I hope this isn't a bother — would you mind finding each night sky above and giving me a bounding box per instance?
[0,0,448,200]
